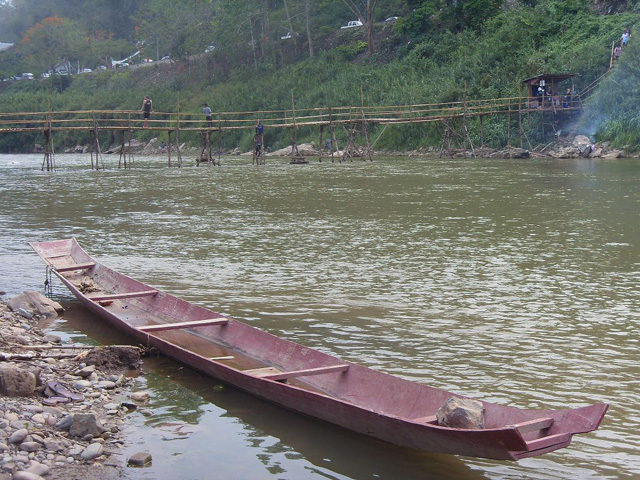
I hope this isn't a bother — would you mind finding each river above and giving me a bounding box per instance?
[0,153,638,479]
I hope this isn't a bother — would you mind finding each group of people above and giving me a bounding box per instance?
[140,97,266,154]
[614,27,631,60]
[532,85,573,108]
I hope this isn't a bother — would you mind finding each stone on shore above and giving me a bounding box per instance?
[12,472,46,480]
[8,429,29,445]
[0,367,38,397]
[80,442,104,460]
[7,291,63,319]
[68,413,104,438]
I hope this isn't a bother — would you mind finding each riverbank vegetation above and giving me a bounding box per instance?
[1,0,640,153]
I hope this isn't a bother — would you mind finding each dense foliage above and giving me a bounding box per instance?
[1,0,639,152]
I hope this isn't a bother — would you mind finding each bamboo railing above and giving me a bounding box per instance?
[0,94,583,135]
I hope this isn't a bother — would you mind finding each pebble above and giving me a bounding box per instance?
[19,442,40,453]
[8,429,29,445]
[80,442,103,460]
[26,461,50,476]
[30,414,45,425]
[12,471,45,480]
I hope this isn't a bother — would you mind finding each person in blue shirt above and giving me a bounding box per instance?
[203,103,213,127]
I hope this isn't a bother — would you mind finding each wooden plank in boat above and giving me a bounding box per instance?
[508,418,554,433]
[524,432,570,450]
[261,364,350,381]
[138,318,229,332]
[244,367,283,378]
[210,356,234,361]
[87,290,158,301]
[56,262,96,272]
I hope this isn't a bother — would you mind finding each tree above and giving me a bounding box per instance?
[339,0,379,54]
[136,0,216,61]
[20,16,84,74]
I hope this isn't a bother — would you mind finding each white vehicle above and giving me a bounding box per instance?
[21,73,34,80]
[385,16,399,22]
[280,32,298,40]
[341,20,363,29]
[205,45,216,53]
[80,68,92,73]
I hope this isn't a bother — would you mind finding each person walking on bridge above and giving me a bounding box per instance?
[140,95,153,128]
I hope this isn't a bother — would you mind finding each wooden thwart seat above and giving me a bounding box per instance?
[138,318,229,332]
[524,432,570,451]
[210,355,234,361]
[88,290,158,301]
[508,417,554,433]
[255,364,350,381]
[56,262,96,272]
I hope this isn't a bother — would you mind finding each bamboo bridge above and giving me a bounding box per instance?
[0,87,587,171]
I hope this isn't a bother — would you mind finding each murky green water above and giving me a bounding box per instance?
[0,153,638,479]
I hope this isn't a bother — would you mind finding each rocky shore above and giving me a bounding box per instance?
[34,133,633,160]
[0,292,152,480]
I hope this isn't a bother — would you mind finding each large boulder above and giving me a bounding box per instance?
[270,143,320,157]
[7,291,63,319]
[572,135,592,148]
[436,396,485,429]
[0,366,39,397]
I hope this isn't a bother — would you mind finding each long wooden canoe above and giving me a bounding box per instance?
[30,238,608,460]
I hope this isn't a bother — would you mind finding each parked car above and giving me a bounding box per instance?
[80,68,92,73]
[341,20,363,29]
[205,45,216,53]
[160,55,170,61]
[40,72,51,78]
[280,32,299,40]
[21,73,34,80]
[385,16,399,22]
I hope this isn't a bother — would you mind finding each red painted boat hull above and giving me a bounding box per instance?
[29,238,608,460]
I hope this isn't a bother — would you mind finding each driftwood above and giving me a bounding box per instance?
[0,351,80,361]
[1,344,148,362]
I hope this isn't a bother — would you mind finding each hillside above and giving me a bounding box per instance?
[1,0,640,153]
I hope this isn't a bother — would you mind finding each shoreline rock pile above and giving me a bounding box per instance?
[32,133,635,160]
[0,295,152,480]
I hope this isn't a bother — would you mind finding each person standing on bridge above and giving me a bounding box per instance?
[140,95,153,128]
[203,103,213,127]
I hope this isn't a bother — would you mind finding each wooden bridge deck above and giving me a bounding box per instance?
[0,95,581,134]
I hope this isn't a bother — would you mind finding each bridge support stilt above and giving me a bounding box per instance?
[41,125,55,172]
[117,130,134,169]
[90,121,104,170]
[198,131,217,166]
